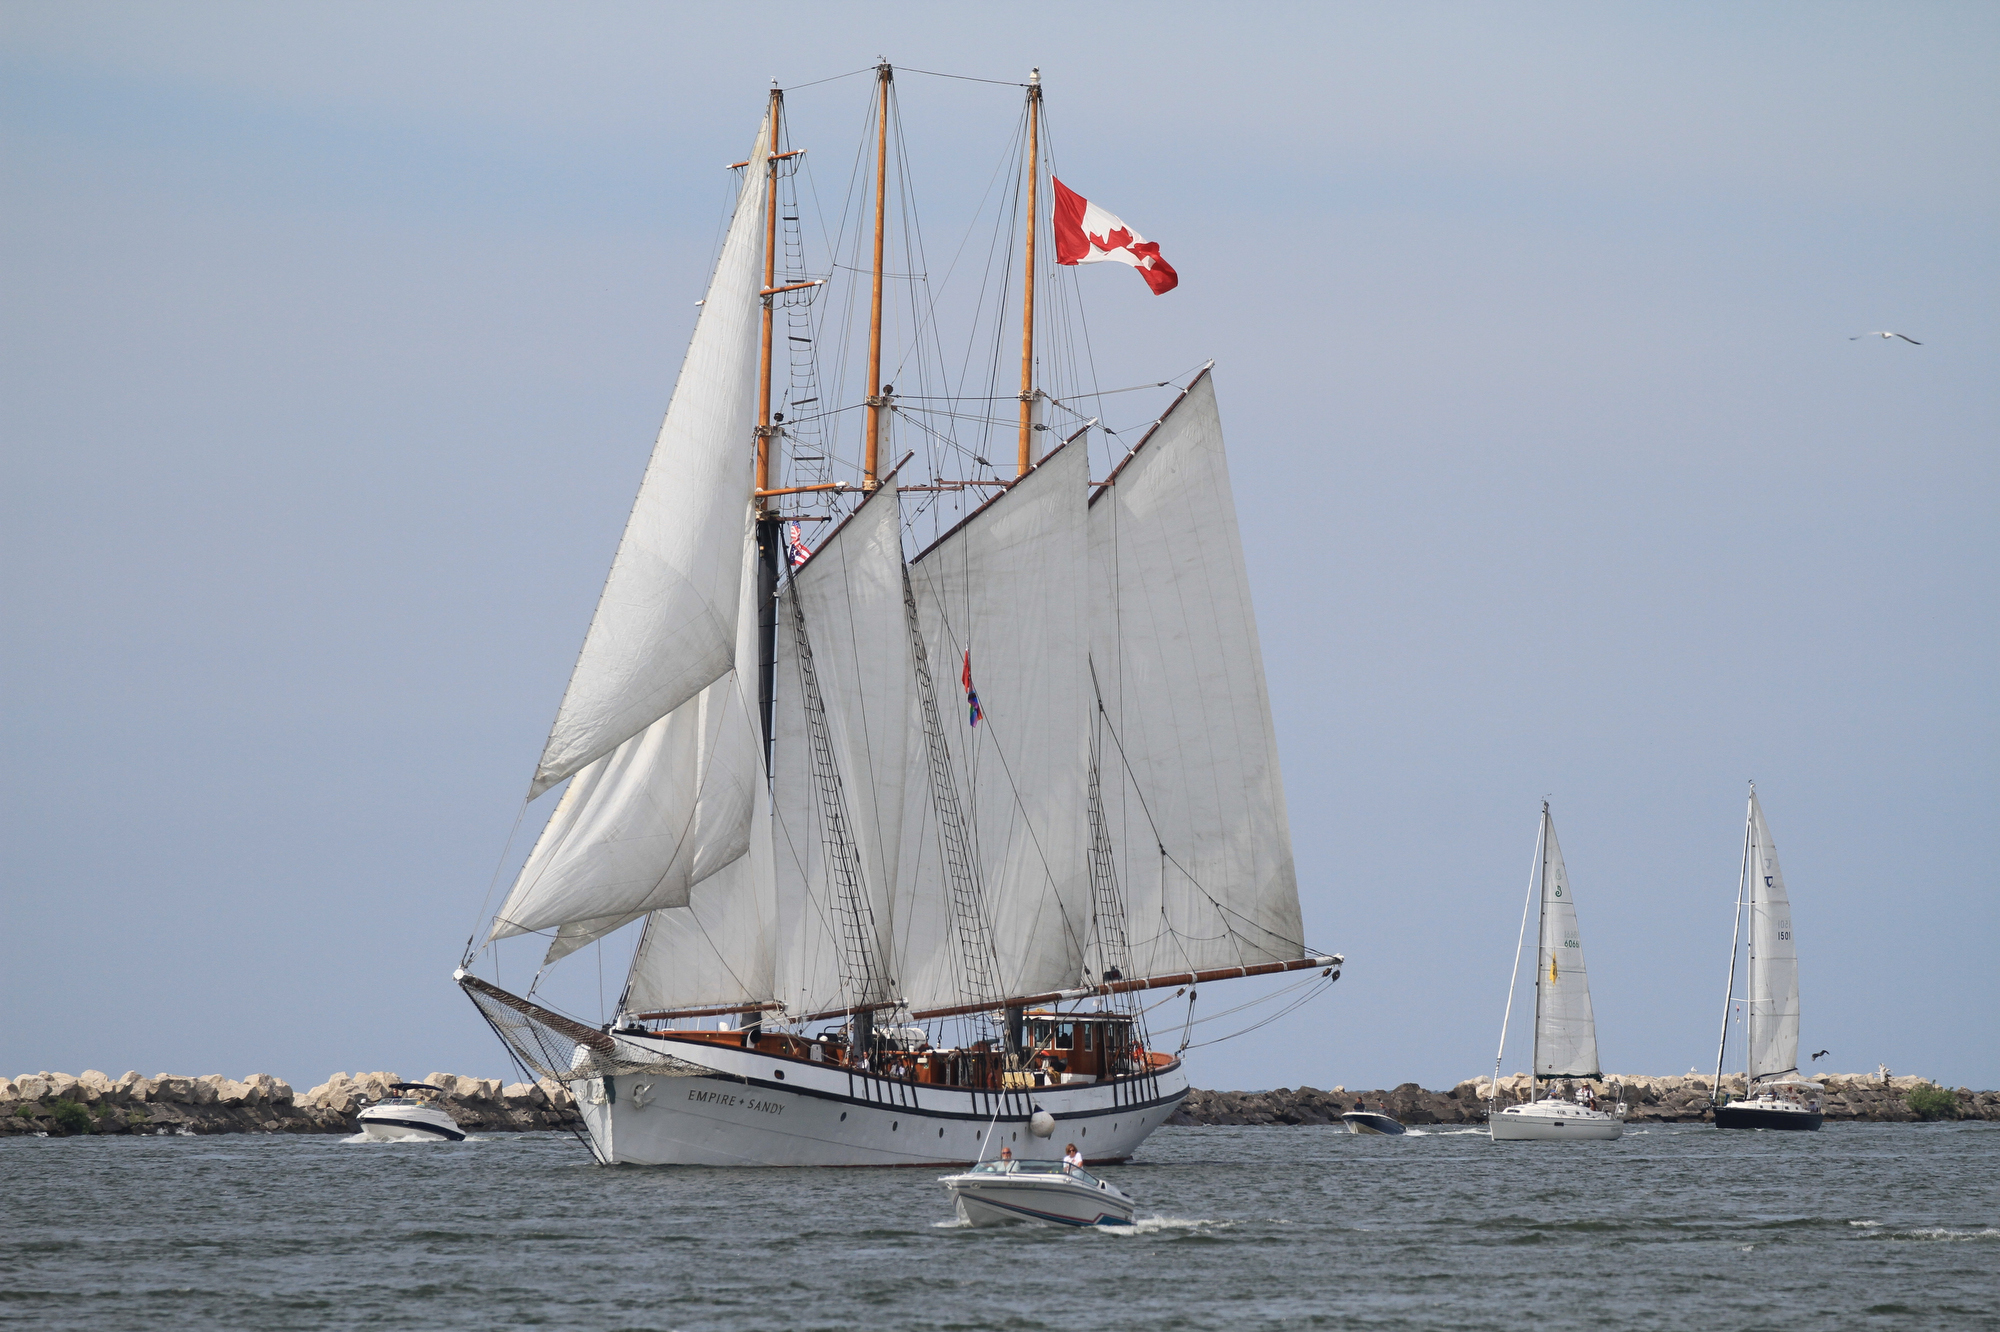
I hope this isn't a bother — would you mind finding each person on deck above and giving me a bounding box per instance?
[998,1146,1014,1170]
[1063,1143,1083,1170]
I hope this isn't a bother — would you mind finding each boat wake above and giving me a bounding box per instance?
[1092,1216,1235,1237]
[340,1131,477,1145]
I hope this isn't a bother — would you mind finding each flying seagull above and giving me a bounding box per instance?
[1811,1049,1830,1061]
[1850,331,1921,344]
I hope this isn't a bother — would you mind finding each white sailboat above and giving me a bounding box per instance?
[1489,803,1623,1142]
[1711,784,1823,1130]
[453,66,1340,1167]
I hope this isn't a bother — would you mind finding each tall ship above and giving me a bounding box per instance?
[455,64,1340,1166]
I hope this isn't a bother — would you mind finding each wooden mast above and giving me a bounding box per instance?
[754,86,783,514]
[862,61,891,490]
[1016,67,1041,476]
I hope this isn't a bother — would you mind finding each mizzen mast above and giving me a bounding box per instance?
[1016,68,1042,476]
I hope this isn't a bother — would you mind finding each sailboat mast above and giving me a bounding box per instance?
[1492,805,1546,1122]
[755,86,783,509]
[1530,802,1548,1105]
[862,61,891,490]
[1711,786,1753,1102]
[1743,785,1758,1086]
[1016,68,1042,476]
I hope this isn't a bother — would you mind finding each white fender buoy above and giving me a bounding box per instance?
[1029,1110,1056,1138]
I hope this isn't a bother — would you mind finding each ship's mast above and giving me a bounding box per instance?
[862,61,891,490]
[1016,68,1042,476]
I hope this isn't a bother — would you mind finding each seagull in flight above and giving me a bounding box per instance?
[1850,331,1921,344]
[1811,1049,1830,1061]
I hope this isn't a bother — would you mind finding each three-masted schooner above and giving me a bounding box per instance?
[455,64,1339,1166]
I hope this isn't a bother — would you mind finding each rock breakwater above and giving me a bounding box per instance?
[1,1070,582,1137]
[1169,1074,2000,1127]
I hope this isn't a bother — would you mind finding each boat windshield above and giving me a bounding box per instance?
[969,1160,1100,1185]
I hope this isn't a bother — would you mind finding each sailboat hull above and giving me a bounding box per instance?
[571,1032,1188,1167]
[1714,1100,1822,1131]
[1489,1102,1623,1141]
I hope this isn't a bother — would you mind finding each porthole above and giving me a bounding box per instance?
[892,1121,898,1131]
[840,1111,847,1121]
[938,1128,944,1137]
[774,1070,785,1080]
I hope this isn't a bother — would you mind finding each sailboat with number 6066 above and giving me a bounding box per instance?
[452,64,1341,1166]
[1489,803,1624,1141]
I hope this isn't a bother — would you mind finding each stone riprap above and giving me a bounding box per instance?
[0,1070,582,1137]
[1169,1074,2000,1127]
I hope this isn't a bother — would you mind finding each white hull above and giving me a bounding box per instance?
[571,1032,1187,1167]
[945,1170,1136,1227]
[1490,1101,1622,1141]
[356,1102,465,1142]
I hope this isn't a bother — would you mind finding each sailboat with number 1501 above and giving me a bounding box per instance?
[451,64,1342,1167]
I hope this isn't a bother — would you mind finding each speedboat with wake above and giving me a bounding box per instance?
[1487,803,1624,1142]
[942,1159,1136,1228]
[1341,1103,1406,1135]
[356,1083,465,1142]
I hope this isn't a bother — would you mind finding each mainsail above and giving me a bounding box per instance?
[771,482,909,1016]
[1088,370,1303,977]
[1744,789,1800,1082]
[1534,810,1600,1078]
[905,442,1093,1002]
[529,115,771,798]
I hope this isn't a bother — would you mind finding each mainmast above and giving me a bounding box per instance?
[862,60,891,490]
[1016,68,1042,476]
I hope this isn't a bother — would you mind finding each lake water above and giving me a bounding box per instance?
[4,1121,1996,1330]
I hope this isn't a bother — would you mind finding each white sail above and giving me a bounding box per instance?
[529,115,771,798]
[906,442,1092,999]
[769,487,912,1016]
[1534,811,1600,1078]
[622,815,776,1013]
[1087,371,1304,977]
[492,503,766,963]
[1745,790,1800,1082]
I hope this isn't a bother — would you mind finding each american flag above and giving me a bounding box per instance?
[786,522,812,568]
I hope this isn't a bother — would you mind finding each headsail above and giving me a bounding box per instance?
[1534,809,1600,1078]
[1087,370,1304,977]
[490,502,766,964]
[1745,789,1800,1082]
[529,114,771,797]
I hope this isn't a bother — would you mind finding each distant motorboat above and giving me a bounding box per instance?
[356,1083,465,1142]
[1709,785,1824,1132]
[942,1159,1135,1228]
[1341,1109,1406,1136]
[1488,803,1624,1143]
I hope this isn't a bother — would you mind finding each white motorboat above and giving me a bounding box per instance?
[1709,785,1824,1132]
[1341,1109,1406,1135]
[356,1083,466,1142]
[942,1160,1136,1228]
[1488,803,1624,1143]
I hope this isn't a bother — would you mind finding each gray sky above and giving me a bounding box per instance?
[4,2,1994,1094]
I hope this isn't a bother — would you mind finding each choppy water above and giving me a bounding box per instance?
[4,1122,1996,1330]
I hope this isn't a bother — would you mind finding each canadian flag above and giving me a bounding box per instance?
[1051,178,1179,294]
